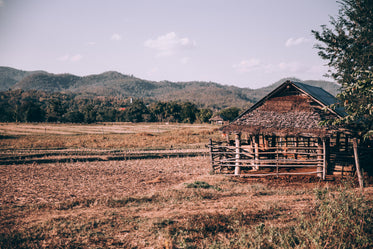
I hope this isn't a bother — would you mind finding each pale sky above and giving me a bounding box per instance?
[0,0,340,88]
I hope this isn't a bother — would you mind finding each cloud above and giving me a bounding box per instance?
[233,58,308,75]
[148,67,159,74]
[144,32,196,57]
[232,59,262,73]
[180,57,190,64]
[0,0,4,7]
[70,54,83,62]
[268,61,307,74]
[285,37,310,47]
[111,33,122,41]
[57,54,83,62]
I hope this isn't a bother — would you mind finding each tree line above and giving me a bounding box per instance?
[313,0,373,139]
[0,89,240,124]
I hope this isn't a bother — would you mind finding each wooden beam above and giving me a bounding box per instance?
[353,137,364,192]
[317,138,323,178]
[235,133,241,175]
[322,137,330,180]
[208,138,214,174]
[254,135,259,170]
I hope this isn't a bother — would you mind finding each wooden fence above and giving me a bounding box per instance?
[208,138,327,179]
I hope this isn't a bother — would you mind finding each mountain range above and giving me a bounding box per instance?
[0,66,340,109]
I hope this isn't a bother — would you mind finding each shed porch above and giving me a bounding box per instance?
[208,131,356,179]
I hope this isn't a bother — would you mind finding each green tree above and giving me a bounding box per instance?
[82,104,97,123]
[124,99,152,122]
[64,110,85,123]
[219,107,240,122]
[197,108,213,123]
[164,102,182,122]
[312,0,373,138]
[149,102,167,122]
[180,102,198,123]
[23,101,45,122]
[46,98,65,122]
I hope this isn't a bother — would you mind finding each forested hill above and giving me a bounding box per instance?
[0,66,340,109]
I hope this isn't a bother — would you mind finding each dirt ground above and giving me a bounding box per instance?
[0,157,210,207]
[1,156,372,248]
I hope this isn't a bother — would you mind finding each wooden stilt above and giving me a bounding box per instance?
[208,138,214,173]
[317,138,323,178]
[353,138,364,192]
[322,137,329,180]
[322,137,327,181]
[235,133,241,175]
[336,132,340,150]
[254,135,259,170]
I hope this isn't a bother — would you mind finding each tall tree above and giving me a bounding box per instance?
[219,107,240,122]
[312,0,373,138]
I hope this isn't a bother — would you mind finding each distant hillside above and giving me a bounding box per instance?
[0,67,46,91]
[255,77,340,96]
[0,66,340,109]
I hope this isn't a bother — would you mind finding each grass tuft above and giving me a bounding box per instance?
[185,181,221,191]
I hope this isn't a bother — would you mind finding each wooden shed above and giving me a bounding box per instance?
[209,114,228,125]
[209,80,370,180]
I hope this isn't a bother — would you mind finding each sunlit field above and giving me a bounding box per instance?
[0,122,222,150]
[0,123,372,248]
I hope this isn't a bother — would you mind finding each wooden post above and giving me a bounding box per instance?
[235,133,241,175]
[345,135,349,152]
[295,137,299,159]
[271,135,276,148]
[336,132,340,150]
[322,137,330,180]
[276,147,279,178]
[353,138,364,192]
[250,135,255,168]
[254,135,259,170]
[208,138,214,173]
[317,138,323,178]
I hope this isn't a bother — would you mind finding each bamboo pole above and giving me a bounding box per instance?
[209,138,214,173]
[317,138,323,178]
[353,137,364,192]
[276,147,279,177]
[322,138,326,180]
[254,135,259,170]
[235,133,241,175]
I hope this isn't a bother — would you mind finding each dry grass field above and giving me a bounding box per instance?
[0,122,221,150]
[0,123,372,248]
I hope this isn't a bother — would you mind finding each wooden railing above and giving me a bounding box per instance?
[208,139,327,178]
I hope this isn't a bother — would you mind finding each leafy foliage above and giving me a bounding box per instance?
[333,71,373,138]
[312,0,373,137]
[0,90,213,124]
[218,107,241,121]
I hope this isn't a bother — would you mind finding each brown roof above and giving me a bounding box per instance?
[209,115,227,121]
[221,81,344,136]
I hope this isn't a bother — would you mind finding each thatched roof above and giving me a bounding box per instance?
[209,114,227,122]
[222,81,345,137]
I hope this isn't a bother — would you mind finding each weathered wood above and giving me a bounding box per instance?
[254,135,259,170]
[209,138,214,173]
[239,171,322,177]
[317,138,323,178]
[353,138,364,192]
[208,135,354,179]
[235,133,241,175]
[323,137,330,180]
[322,138,326,180]
[336,132,340,149]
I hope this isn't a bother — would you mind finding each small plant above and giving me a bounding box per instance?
[184,181,221,191]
